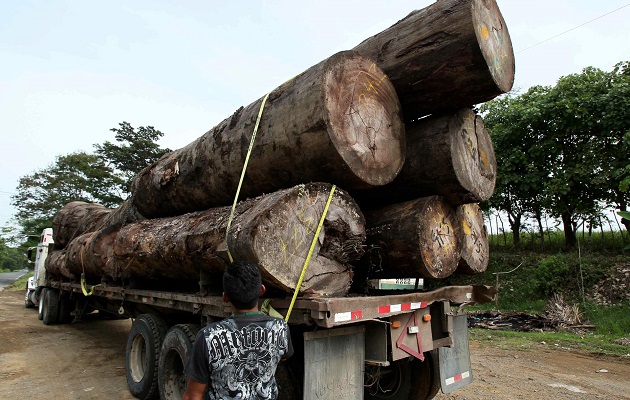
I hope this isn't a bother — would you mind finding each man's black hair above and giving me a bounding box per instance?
[223,260,262,309]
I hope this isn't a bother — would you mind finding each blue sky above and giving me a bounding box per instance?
[1,0,629,233]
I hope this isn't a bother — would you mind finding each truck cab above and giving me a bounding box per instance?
[24,228,54,308]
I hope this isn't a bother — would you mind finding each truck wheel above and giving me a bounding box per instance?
[126,314,168,400]
[158,324,200,400]
[25,285,36,308]
[365,353,440,400]
[42,288,60,325]
[38,288,47,320]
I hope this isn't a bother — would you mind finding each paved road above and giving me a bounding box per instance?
[0,269,28,290]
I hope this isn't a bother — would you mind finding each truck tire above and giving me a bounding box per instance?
[158,324,200,400]
[42,288,61,325]
[38,288,47,320]
[365,353,440,400]
[126,314,168,400]
[25,285,36,308]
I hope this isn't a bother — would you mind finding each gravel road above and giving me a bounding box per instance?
[1,289,628,399]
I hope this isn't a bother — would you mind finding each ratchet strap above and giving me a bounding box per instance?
[79,231,101,296]
[226,93,270,263]
[285,185,336,322]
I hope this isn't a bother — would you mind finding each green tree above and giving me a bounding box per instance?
[481,86,552,247]
[11,152,124,238]
[599,62,630,233]
[0,237,28,271]
[482,62,630,248]
[94,121,171,195]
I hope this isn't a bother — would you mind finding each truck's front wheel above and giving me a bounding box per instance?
[126,314,168,400]
[42,288,60,325]
[365,353,440,400]
[158,324,200,400]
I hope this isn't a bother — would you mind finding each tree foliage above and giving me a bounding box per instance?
[94,122,171,195]
[11,152,124,237]
[11,122,171,240]
[482,61,630,247]
[0,237,28,271]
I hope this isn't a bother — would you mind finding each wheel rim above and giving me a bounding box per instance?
[129,333,148,383]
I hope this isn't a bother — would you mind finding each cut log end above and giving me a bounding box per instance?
[324,53,405,187]
[473,0,515,93]
[457,203,489,275]
[417,198,461,279]
[243,183,366,297]
[451,109,497,202]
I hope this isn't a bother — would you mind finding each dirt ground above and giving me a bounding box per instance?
[1,289,629,400]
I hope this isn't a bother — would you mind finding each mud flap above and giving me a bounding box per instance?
[438,314,473,393]
[303,326,365,400]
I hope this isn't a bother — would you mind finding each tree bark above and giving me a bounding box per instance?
[353,0,514,121]
[44,251,74,280]
[562,211,577,249]
[50,183,365,297]
[456,203,489,275]
[358,196,461,279]
[130,51,404,218]
[351,108,496,208]
[51,201,111,250]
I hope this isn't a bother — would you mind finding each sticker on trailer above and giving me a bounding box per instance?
[334,310,363,322]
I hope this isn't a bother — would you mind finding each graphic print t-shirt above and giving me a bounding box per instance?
[184,313,293,400]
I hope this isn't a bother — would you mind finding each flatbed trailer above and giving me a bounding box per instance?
[27,228,496,399]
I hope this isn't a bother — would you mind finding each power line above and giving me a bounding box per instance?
[517,3,630,54]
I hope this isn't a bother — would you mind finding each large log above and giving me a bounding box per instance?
[456,203,489,274]
[45,251,74,280]
[51,201,111,249]
[53,183,365,297]
[353,0,514,121]
[357,196,461,280]
[130,51,404,218]
[352,108,496,208]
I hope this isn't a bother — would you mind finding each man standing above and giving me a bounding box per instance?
[183,261,294,400]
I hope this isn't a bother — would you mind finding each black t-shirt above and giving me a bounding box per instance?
[184,313,294,400]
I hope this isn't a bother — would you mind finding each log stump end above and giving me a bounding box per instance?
[324,52,405,187]
[473,0,515,93]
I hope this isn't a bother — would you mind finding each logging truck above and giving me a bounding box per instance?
[24,0,512,397]
[26,226,495,400]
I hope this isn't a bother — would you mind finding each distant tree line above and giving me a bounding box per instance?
[480,61,630,248]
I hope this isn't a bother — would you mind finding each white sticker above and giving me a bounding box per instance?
[334,312,352,322]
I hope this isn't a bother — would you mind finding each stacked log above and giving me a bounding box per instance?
[357,196,461,280]
[353,0,514,121]
[456,203,490,275]
[52,201,111,249]
[49,183,365,297]
[130,51,405,219]
[46,0,514,296]
[351,108,497,208]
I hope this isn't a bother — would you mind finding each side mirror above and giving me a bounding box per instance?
[27,249,33,261]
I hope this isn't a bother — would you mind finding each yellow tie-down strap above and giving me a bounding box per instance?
[284,185,336,322]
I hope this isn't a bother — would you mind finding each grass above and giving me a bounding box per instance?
[428,232,630,357]
[470,328,630,358]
